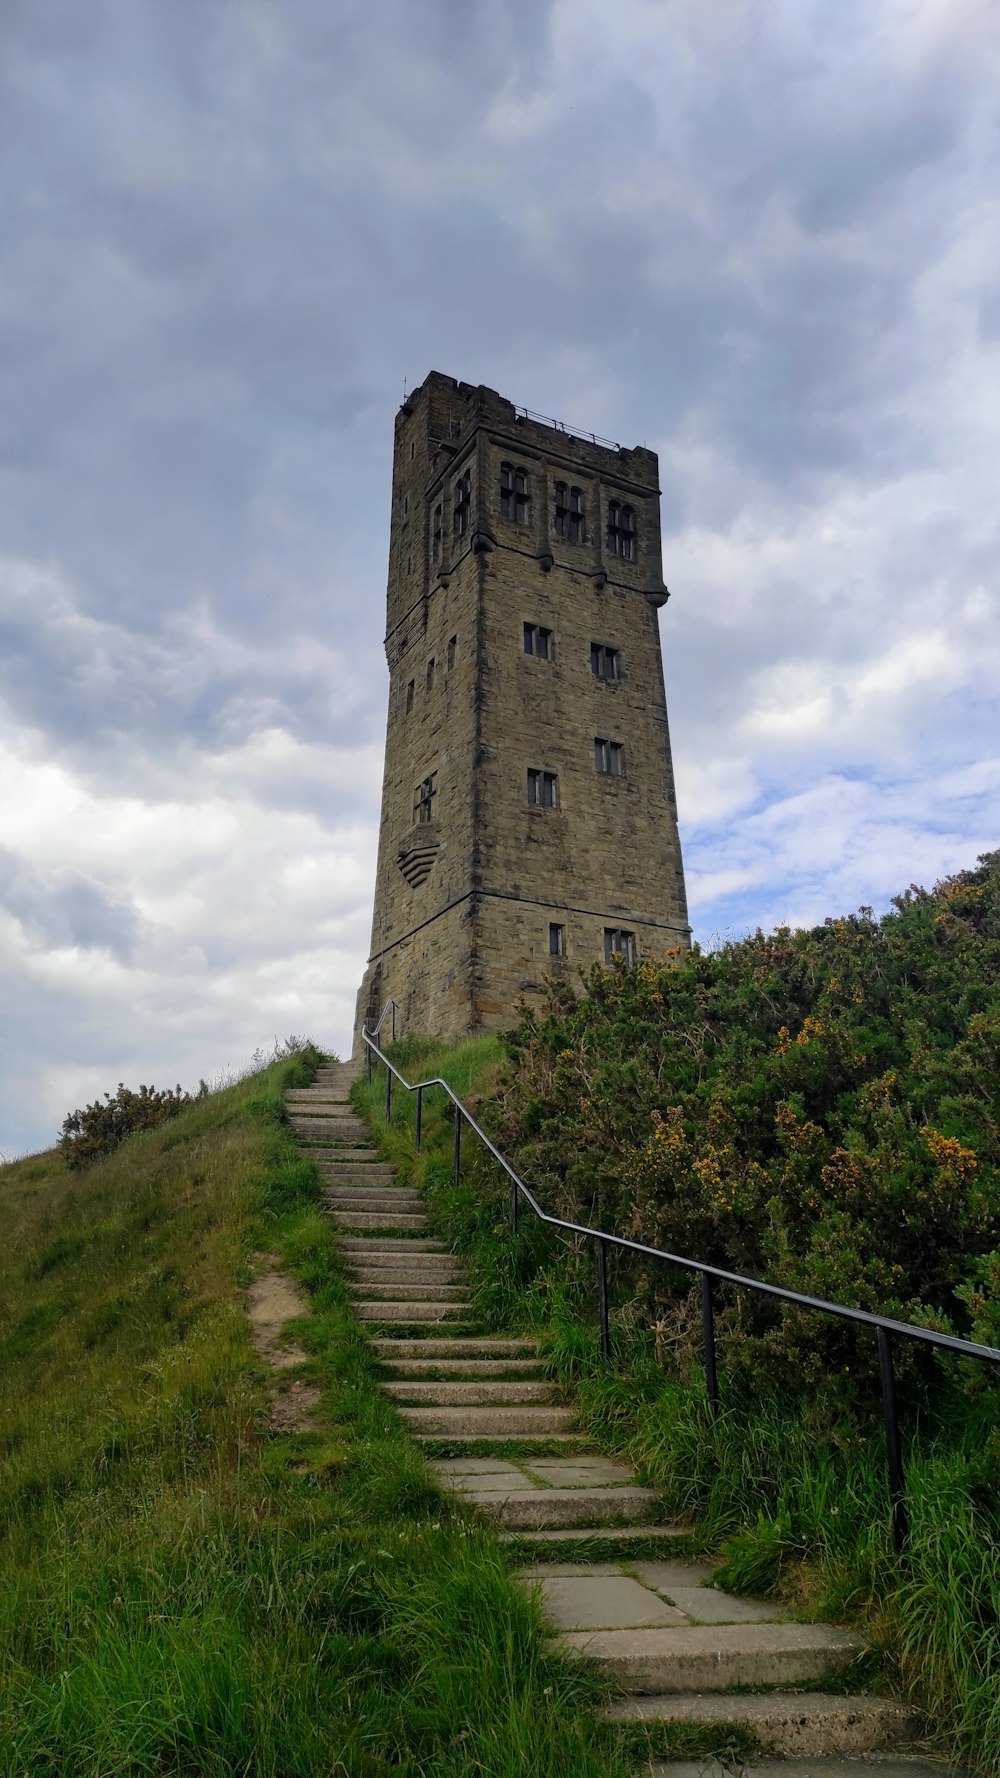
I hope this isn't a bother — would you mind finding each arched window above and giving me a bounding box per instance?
[431,504,442,562]
[554,483,584,542]
[454,471,471,539]
[500,463,530,524]
[607,501,636,561]
[569,486,584,543]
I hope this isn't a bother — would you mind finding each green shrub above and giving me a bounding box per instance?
[494,851,1000,1412]
[58,1079,208,1171]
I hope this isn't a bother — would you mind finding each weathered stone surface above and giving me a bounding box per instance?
[471,1485,657,1531]
[558,1621,861,1693]
[609,1691,925,1759]
[399,1406,576,1436]
[355,372,689,1048]
[382,1379,554,1405]
[648,1758,946,1778]
[530,1573,686,1631]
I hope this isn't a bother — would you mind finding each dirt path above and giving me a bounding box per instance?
[247,1258,321,1432]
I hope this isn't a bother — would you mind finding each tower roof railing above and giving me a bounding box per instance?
[514,405,623,452]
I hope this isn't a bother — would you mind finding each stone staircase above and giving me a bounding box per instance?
[289,1061,954,1777]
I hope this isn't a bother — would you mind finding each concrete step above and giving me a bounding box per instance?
[295,1128,372,1144]
[606,1690,923,1758]
[355,1302,473,1322]
[648,1760,953,1778]
[399,1405,577,1436]
[385,1358,546,1377]
[350,1282,470,1302]
[306,1149,385,1163]
[415,1432,584,1448]
[382,1380,555,1406]
[501,1525,687,1549]
[330,1212,430,1230]
[371,1336,537,1357]
[559,1621,862,1694]
[324,1190,422,1209]
[339,1238,447,1254]
[318,1165,398,1180]
[348,1268,466,1287]
[468,1485,658,1531]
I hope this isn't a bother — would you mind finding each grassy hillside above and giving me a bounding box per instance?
[0,1047,628,1778]
[357,853,1000,1774]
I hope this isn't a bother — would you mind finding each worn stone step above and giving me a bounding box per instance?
[349,1269,465,1289]
[350,1282,470,1303]
[415,1433,584,1449]
[400,1406,576,1436]
[292,1120,370,1135]
[559,1621,862,1694]
[330,1212,429,1230]
[502,1524,687,1550]
[648,1761,949,1778]
[324,1190,421,1209]
[371,1336,536,1356]
[386,1358,545,1377]
[319,1169,398,1185]
[355,1302,473,1322]
[468,1485,658,1531]
[306,1149,385,1163]
[606,1689,923,1758]
[382,1380,555,1406]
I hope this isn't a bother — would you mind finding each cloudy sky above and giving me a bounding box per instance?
[2,0,998,1157]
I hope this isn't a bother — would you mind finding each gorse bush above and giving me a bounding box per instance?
[59,1079,208,1171]
[495,850,1000,1412]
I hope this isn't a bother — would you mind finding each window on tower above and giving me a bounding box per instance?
[554,483,585,542]
[607,500,636,561]
[500,463,530,524]
[405,679,415,713]
[414,773,437,823]
[590,642,621,683]
[447,634,457,670]
[454,470,471,538]
[604,927,636,965]
[523,622,553,661]
[548,922,565,957]
[432,504,442,561]
[526,768,558,809]
[426,657,435,692]
[594,737,624,777]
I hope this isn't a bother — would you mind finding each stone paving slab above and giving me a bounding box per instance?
[523,1457,636,1487]
[631,1557,717,1589]
[661,1584,790,1624]
[529,1573,687,1631]
[440,1469,538,1492]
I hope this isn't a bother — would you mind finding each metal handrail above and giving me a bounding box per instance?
[360,1024,1000,1552]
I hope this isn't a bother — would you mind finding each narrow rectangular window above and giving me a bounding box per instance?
[414,773,437,824]
[594,738,624,776]
[454,471,471,538]
[432,505,442,562]
[447,634,457,670]
[590,642,621,683]
[406,679,415,713]
[548,922,565,957]
[426,658,435,692]
[527,769,558,808]
[603,928,635,965]
[524,622,554,660]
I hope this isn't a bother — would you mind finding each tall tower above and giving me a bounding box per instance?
[355,373,689,1044]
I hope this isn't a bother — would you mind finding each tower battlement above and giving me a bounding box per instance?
[356,374,689,1045]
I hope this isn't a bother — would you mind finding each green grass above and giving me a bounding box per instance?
[0,1044,634,1777]
[358,1033,1000,1777]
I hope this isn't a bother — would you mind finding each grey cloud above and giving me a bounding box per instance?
[0,847,140,959]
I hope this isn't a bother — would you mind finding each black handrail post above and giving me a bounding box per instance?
[415,1085,423,1151]
[453,1107,462,1184]
[391,1001,396,1041]
[597,1237,611,1362]
[877,1327,909,1553]
[366,1039,372,1085]
[701,1273,720,1416]
[385,1062,392,1122]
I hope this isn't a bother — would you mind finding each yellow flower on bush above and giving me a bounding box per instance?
[920,1126,978,1180]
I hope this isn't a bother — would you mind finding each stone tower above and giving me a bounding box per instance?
[355,372,689,1045]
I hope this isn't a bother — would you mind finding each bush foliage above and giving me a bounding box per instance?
[59,1079,207,1171]
[496,851,1000,1409]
